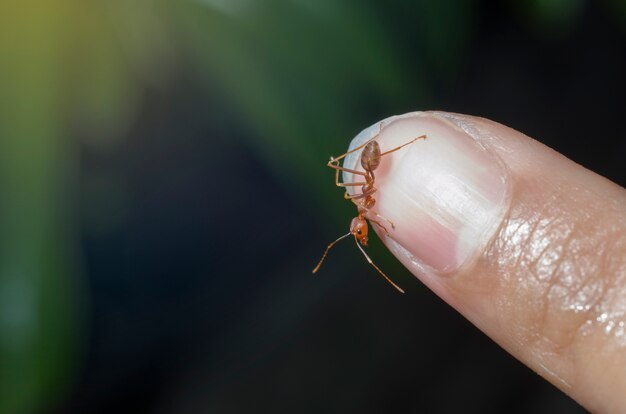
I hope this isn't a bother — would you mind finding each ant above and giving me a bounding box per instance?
[312,122,426,293]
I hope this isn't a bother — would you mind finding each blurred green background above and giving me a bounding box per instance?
[0,1,625,413]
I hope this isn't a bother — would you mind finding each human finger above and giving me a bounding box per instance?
[343,111,626,413]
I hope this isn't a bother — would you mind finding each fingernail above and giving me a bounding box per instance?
[343,112,510,275]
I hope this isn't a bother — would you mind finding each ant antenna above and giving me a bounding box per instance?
[312,232,351,274]
[354,239,405,294]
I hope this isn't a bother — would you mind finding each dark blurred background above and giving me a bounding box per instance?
[1,1,625,413]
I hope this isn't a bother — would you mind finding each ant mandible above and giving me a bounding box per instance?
[312,121,426,293]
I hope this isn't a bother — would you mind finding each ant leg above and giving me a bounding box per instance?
[380,134,427,157]
[326,160,366,176]
[328,161,367,188]
[369,210,396,230]
[354,238,404,294]
[346,197,394,230]
[368,218,390,235]
[337,182,366,187]
[344,192,366,200]
[343,183,376,200]
[350,202,396,230]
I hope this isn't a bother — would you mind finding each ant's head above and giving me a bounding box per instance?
[350,216,369,246]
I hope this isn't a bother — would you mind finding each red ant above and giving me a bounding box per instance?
[312,122,426,293]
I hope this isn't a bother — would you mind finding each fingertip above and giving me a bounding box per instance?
[343,111,626,412]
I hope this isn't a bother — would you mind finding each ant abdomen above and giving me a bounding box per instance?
[360,141,381,171]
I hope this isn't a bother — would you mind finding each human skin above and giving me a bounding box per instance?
[342,112,626,413]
